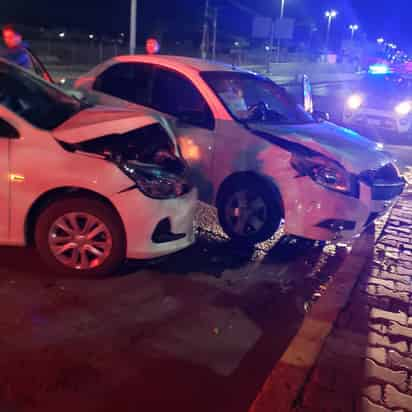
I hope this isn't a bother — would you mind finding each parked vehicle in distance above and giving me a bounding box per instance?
[0,59,196,276]
[343,66,412,144]
[76,55,405,245]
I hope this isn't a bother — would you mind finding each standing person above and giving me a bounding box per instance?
[145,38,160,55]
[1,24,32,69]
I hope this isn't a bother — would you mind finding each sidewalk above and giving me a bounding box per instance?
[295,170,412,412]
[250,168,412,412]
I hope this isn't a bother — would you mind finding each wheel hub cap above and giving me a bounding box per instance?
[48,212,113,270]
[225,190,268,237]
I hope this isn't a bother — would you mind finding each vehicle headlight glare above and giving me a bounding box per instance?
[395,101,412,116]
[347,94,362,110]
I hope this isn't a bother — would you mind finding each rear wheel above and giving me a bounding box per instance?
[217,177,283,245]
[34,197,126,277]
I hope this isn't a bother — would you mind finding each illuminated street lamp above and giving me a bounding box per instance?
[88,34,95,40]
[349,24,359,40]
[377,37,385,44]
[58,32,65,38]
[325,10,338,51]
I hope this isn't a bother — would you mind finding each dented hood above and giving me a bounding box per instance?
[52,105,161,144]
[249,121,393,174]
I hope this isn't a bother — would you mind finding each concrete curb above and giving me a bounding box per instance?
[248,230,375,412]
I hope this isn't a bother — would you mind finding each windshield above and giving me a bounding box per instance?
[361,74,412,98]
[0,61,84,130]
[201,71,314,125]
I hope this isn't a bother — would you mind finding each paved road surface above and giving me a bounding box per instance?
[0,204,357,412]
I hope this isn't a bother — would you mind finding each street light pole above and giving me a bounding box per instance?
[276,0,286,62]
[325,10,337,51]
[130,0,137,54]
[201,0,210,59]
[349,24,359,41]
[212,7,218,61]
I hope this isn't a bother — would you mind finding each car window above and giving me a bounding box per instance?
[0,118,18,138]
[202,71,314,125]
[361,74,412,97]
[94,62,152,106]
[151,67,213,129]
[0,61,83,130]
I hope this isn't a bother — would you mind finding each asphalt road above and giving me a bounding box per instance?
[0,202,360,412]
[0,76,408,412]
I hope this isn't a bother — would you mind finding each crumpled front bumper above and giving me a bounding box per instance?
[282,175,402,242]
[111,187,197,260]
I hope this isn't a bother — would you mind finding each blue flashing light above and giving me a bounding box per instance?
[368,64,391,75]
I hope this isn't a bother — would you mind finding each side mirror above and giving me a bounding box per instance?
[313,110,331,122]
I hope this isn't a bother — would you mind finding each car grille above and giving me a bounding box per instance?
[359,163,405,200]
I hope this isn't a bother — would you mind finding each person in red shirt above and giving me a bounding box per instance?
[1,24,32,69]
[146,38,160,55]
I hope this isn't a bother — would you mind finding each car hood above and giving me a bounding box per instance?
[249,121,392,174]
[53,105,163,144]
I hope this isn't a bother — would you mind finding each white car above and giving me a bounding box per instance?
[343,71,412,143]
[76,55,405,244]
[0,59,196,276]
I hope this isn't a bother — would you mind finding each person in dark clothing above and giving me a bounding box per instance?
[1,24,32,69]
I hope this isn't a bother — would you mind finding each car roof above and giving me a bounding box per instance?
[113,54,239,73]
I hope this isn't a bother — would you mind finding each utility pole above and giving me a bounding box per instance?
[212,7,218,61]
[276,0,285,62]
[325,10,337,52]
[201,0,210,59]
[130,0,137,54]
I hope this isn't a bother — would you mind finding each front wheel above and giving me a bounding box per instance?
[217,177,283,245]
[34,197,126,277]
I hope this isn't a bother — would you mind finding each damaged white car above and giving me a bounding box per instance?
[0,59,196,276]
[77,56,406,244]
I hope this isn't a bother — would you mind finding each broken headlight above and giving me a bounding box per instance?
[291,153,358,196]
[119,162,190,199]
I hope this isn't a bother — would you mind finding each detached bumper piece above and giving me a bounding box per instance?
[360,163,406,201]
[151,218,186,244]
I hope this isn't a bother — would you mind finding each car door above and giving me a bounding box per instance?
[150,67,216,202]
[0,113,17,242]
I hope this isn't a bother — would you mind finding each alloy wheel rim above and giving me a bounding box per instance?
[48,212,113,270]
[225,190,268,237]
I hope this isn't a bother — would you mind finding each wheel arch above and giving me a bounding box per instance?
[215,171,285,216]
[25,187,125,246]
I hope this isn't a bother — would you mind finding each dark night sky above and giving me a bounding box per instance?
[0,0,410,47]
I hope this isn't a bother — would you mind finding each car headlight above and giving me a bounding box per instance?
[346,94,363,110]
[119,162,190,199]
[395,101,412,116]
[291,154,358,195]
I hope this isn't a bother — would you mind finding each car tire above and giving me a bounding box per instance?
[217,176,283,245]
[34,196,126,277]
